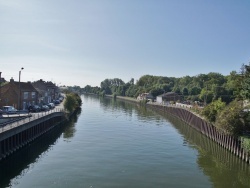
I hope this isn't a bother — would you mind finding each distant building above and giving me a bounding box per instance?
[156,92,182,104]
[137,93,154,101]
[0,78,39,110]
[32,79,59,104]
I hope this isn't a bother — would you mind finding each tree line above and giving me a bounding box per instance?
[83,71,239,104]
[82,64,250,137]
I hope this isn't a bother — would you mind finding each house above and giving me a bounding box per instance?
[156,92,182,104]
[32,79,59,105]
[137,93,154,101]
[46,81,59,102]
[0,78,39,110]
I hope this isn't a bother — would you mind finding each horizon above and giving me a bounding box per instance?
[1,70,238,88]
[1,1,249,87]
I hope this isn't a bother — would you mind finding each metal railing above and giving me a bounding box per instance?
[0,108,64,134]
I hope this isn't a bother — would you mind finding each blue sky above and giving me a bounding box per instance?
[0,0,249,87]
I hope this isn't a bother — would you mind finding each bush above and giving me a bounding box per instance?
[215,100,244,136]
[202,98,226,123]
[241,136,250,153]
[64,93,82,113]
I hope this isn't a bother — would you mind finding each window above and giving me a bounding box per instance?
[32,92,36,99]
[23,92,28,99]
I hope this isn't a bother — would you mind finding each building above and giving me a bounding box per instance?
[32,79,59,105]
[0,78,39,110]
[46,81,59,103]
[156,92,183,104]
[137,93,154,101]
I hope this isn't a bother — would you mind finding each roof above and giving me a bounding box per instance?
[157,92,179,97]
[1,81,38,94]
[12,81,38,92]
[32,80,48,91]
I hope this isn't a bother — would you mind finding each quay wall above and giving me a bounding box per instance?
[149,104,250,164]
[0,112,65,161]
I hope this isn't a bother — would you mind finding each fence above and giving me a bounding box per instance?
[0,108,64,134]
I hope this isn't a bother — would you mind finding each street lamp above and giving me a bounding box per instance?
[0,72,2,106]
[18,67,24,110]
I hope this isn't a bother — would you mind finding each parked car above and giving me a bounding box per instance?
[40,105,50,111]
[54,100,60,105]
[2,106,18,114]
[28,105,41,112]
[47,103,55,109]
[59,97,64,102]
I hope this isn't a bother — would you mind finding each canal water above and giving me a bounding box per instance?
[0,95,250,188]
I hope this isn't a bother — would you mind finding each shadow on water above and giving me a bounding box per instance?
[156,109,250,188]
[0,108,82,188]
[63,108,81,140]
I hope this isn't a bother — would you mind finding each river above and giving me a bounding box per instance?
[0,95,250,188]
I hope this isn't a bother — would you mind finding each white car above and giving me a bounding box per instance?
[2,106,18,114]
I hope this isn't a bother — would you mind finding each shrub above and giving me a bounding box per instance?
[241,136,250,153]
[201,98,226,123]
[215,100,244,136]
[64,93,82,113]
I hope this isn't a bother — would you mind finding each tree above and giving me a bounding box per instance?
[182,87,189,96]
[64,94,77,113]
[201,98,226,123]
[215,100,244,136]
[199,88,213,104]
[240,63,250,101]
[189,86,201,96]
[64,93,82,113]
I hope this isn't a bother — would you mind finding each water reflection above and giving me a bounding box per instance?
[98,96,162,122]
[0,109,81,188]
[63,108,82,140]
[2,95,250,188]
[156,110,250,188]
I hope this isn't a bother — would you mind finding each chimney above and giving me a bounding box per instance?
[10,77,14,83]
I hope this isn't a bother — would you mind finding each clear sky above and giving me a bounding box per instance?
[0,0,249,87]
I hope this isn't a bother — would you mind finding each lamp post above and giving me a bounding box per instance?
[18,67,24,110]
[0,72,2,107]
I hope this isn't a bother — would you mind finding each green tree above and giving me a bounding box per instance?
[199,88,213,104]
[182,87,189,96]
[189,86,201,96]
[215,100,244,136]
[201,98,226,123]
[64,94,77,113]
[240,63,250,101]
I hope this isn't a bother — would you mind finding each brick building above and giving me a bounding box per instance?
[32,79,58,104]
[0,78,39,110]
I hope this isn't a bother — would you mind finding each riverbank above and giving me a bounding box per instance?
[106,95,139,103]
[106,95,250,164]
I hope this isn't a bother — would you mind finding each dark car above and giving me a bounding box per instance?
[54,100,60,105]
[40,105,50,111]
[47,103,55,109]
[28,105,41,112]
